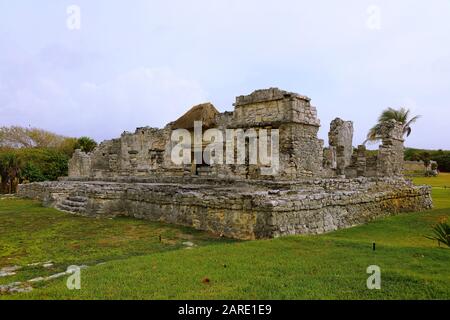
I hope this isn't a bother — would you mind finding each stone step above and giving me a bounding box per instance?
[66,196,88,203]
[61,199,87,208]
[57,203,86,213]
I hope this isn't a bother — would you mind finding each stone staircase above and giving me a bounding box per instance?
[56,195,88,214]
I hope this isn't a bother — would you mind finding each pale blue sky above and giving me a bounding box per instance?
[0,0,449,149]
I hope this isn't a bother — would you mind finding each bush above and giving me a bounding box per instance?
[21,163,46,182]
[0,148,69,192]
[16,148,69,182]
[425,222,450,248]
[433,154,450,172]
[58,137,79,157]
[0,128,98,193]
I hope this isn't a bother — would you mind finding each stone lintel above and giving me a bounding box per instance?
[234,88,311,107]
[226,120,320,129]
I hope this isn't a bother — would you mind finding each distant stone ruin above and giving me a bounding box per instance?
[18,88,432,239]
[404,160,439,176]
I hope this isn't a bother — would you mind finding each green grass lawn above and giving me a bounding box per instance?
[0,199,232,288]
[414,173,450,209]
[1,175,449,300]
[412,172,450,188]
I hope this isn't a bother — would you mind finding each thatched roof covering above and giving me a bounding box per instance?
[172,103,219,130]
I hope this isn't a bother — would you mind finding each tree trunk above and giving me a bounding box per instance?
[0,176,9,194]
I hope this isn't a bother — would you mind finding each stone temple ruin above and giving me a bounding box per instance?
[18,88,432,239]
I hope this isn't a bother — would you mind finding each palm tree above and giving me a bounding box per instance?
[0,151,21,194]
[365,107,420,144]
[75,137,98,153]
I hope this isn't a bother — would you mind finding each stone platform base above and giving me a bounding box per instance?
[17,177,432,240]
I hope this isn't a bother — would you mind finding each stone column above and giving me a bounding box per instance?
[377,120,405,177]
[356,145,367,177]
[328,118,354,176]
[68,149,92,178]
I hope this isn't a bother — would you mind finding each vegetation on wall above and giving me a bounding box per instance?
[365,107,420,144]
[74,136,98,153]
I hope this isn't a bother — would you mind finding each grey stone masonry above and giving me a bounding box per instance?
[18,177,432,240]
[377,120,405,177]
[17,88,433,239]
[233,88,320,128]
[328,118,354,174]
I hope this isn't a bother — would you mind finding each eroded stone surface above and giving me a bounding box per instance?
[0,266,21,278]
[17,88,433,240]
[328,118,354,173]
[18,177,432,240]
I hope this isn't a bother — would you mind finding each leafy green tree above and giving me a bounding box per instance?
[365,108,420,144]
[59,137,79,157]
[21,163,46,182]
[433,153,450,172]
[75,137,97,153]
[16,148,69,182]
[0,127,98,193]
[404,148,450,172]
[0,126,67,148]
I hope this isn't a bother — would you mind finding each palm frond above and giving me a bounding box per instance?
[425,222,450,247]
[368,107,420,141]
[405,126,412,137]
[365,124,383,144]
[404,115,421,128]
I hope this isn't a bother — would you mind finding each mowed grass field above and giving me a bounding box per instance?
[1,174,449,300]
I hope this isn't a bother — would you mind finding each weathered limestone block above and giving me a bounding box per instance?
[20,88,434,240]
[278,124,324,178]
[233,88,320,127]
[68,149,92,178]
[119,126,172,175]
[328,118,354,174]
[18,177,432,240]
[377,120,405,177]
[356,145,367,177]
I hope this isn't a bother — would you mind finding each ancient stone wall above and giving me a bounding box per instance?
[328,118,354,175]
[66,88,409,181]
[22,88,434,240]
[377,120,405,177]
[278,123,323,178]
[18,177,432,240]
[118,126,173,175]
[404,161,427,172]
[226,88,324,179]
[233,88,320,127]
[71,126,181,180]
[68,149,92,177]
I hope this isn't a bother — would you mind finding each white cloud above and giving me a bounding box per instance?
[76,67,208,139]
[0,44,208,141]
[1,0,450,148]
